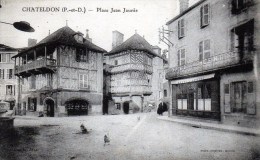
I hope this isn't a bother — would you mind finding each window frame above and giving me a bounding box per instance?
[79,74,89,89]
[177,48,186,66]
[200,4,210,28]
[199,39,211,62]
[76,48,88,62]
[178,18,185,39]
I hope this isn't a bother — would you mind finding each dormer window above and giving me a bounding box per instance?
[74,32,84,43]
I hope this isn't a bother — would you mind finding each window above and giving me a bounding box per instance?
[47,74,53,87]
[6,85,15,96]
[224,84,230,94]
[116,103,121,110]
[177,49,186,66]
[164,89,167,97]
[76,48,88,62]
[231,0,253,14]
[199,39,211,61]
[79,74,88,89]
[114,60,118,65]
[230,20,254,56]
[7,69,13,79]
[200,4,210,27]
[28,97,37,111]
[0,53,7,63]
[0,69,4,79]
[248,81,253,93]
[178,19,185,38]
[29,75,36,89]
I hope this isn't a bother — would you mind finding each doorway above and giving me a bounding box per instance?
[46,99,55,117]
[123,101,129,114]
[232,81,247,113]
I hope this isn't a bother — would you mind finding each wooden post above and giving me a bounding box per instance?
[45,46,47,65]
[168,80,172,117]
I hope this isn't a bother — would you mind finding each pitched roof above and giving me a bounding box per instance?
[0,44,17,51]
[13,26,106,58]
[107,33,158,57]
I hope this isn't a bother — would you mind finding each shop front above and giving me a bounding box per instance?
[171,74,220,120]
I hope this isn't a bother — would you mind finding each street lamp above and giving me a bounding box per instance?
[0,21,35,32]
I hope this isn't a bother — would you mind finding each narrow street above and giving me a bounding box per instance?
[0,113,259,160]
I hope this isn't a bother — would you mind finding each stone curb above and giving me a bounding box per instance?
[157,116,260,137]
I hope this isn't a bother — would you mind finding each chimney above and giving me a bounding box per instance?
[28,38,37,47]
[112,31,124,49]
[179,0,189,14]
[152,46,161,55]
[85,29,92,42]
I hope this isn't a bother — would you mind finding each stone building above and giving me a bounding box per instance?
[166,0,260,128]
[0,44,18,110]
[105,31,166,114]
[13,26,106,117]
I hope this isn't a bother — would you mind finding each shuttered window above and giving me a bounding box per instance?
[199,40,211,62]
[178,19,185,39]
[200,4,210,28]
[177,49,186,66]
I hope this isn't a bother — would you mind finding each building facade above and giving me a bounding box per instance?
[13,26,106,117]
[105,32,165,114]
[0,44,18,110]
[166,0,259,128]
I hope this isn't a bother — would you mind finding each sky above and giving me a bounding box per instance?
[0,0,198,52]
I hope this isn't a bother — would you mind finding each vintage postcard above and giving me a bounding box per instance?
[0,0,259,159]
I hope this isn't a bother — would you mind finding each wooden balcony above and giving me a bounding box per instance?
[15,58,56,76]
[110,63,153,74]
[166,51,253,79]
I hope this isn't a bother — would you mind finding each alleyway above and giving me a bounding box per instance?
[0,113,259,160]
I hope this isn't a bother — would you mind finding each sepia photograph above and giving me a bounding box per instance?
[0,0,259,159]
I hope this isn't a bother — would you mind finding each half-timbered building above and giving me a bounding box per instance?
[13,26,106,116]
[105,32,165,114]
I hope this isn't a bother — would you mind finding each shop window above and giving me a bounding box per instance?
[178,19,185,39]
[177,94,188,110]
[177,49,186,66]
[199,39,211,62]
[76,48,88,62]
[197,83,211,111]
[231,0,253,14]
[200,4,210,28]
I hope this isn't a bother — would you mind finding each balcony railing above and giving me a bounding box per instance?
[111,85,152,94]
[15,58,56,75]
[166,51,252,79]
[110,63,153,73]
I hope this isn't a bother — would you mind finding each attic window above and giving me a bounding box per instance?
[74,33,84,43]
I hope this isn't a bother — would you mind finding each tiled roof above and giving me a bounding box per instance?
[13,26,106,58]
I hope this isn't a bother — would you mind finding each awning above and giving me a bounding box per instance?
[171,73,215,84]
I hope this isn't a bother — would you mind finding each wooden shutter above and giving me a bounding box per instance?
[204,4,209,26]
[181,49,185,65]
[178,20,180,38]
[199,41,203,61]
[200,6,203,27]
[181,19,185,37]
[247,81,256,114]
[224,84,231,113]
[28,97,31,110]
[177,50,180,66]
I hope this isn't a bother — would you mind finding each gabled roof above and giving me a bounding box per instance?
[13,26,106,58]
[0,44,17,51]
[107,33,158,57]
